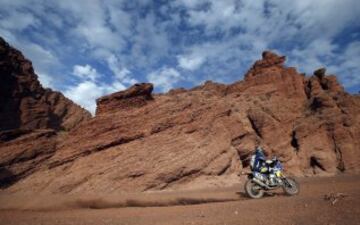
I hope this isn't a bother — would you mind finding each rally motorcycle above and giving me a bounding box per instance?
[245,157,300,199]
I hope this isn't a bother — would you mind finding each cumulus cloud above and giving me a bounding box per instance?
[65,60,141,114]
[64,79,126,115]
[106,55,138,85]
[64,81,105,115]
[55,0,127,51]
[66,63,132,114]
[147,67,182,92]
[73,64,100,82]
[178,54,205,71]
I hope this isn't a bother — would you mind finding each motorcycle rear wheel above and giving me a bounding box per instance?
[245,179,264,199]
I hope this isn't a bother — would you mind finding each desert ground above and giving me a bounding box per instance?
[1,175,359,225]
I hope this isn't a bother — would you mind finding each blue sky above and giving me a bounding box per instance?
[1,0,359,114]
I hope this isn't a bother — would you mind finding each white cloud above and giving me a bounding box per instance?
[178,54,205,71]
[174,0,207,8]
[285,0,360,40]
[287,39,337,73]
[66,62,133,114]
[187,0,240,33]
[64,80,126,115]
[37,72,54,88]
[51,0,127,52]
[328,41,360,88]
[106,1,132,38]
[1,0,359,102]
[112,81,126,91]
[106,54,139,85]
[0,11,40,31]
[115,67,131,80]
[64,81,104,115]
[74,25,123,50]
[172,0,360,87]
[127,12,171,69]
[106,54,138,84]
[147,67,182,92]
[179,0,360,41]
[72,64,100,82]
[0,27,17,45]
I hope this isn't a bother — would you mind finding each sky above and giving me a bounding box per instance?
[1,0,359,114]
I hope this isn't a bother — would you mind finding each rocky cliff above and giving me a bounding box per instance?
[0,39,359,194]
[0,37,91,132]
[0,37,91,188]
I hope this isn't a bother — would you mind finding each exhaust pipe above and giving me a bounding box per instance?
[253,178,271,189]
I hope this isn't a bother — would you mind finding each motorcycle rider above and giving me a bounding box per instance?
[245,146,300,198]
[250,146,276,186]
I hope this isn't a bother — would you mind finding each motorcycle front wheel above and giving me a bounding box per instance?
[245,179,264,199]
[282,177,300,196]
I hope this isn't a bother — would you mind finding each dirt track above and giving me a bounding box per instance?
[1,175,360,225]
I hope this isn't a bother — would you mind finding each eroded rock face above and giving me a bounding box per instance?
[96,83,153,115]
[1,40,359,194]
[0,129,57,188]
[0,37,91,188]
[0,37,91,132]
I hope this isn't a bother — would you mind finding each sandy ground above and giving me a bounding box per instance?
[0,175,359,225]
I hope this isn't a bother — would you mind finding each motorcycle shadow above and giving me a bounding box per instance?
[236,191,286,199]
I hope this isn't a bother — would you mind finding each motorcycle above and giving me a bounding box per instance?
[245,157,300,199]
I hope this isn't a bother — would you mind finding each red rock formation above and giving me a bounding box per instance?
[0,129,57,188]
[96,83,153,115]
[0,37,91,132]
[1,40,359,194]
[0,37,91,187]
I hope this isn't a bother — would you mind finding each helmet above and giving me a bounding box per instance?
[255,146,265,159]
[255,146,263,154]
